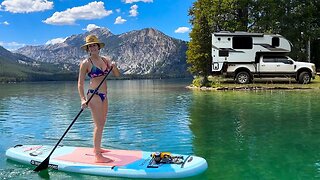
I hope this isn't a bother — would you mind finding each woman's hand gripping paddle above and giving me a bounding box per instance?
[34,66,113,172]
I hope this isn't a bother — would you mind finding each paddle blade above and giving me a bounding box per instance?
[33,157,50,172]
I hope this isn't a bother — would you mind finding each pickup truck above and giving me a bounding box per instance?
[225,55,316,84]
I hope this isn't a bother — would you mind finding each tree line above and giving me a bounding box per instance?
[187,0,320,79]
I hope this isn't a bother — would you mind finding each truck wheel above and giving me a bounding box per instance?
[235,71,251,84]
[298,71,311,84]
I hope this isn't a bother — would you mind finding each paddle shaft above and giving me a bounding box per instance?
[34,66,113,172]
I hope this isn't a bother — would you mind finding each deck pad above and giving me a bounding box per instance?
[54,147,142,166]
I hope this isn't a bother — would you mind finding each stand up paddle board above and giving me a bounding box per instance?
[6,145,207,178]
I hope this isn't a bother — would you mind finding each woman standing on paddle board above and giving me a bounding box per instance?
[78,34,120,163]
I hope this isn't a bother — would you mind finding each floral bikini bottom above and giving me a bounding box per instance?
[87,89,107,102]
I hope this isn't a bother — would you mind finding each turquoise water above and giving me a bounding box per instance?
[0,80,320,179]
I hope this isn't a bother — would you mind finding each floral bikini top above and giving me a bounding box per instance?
[87,58,110,78]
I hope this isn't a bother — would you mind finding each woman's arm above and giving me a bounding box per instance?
[78,60,88,107]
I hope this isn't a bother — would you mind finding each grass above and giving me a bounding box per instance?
[189,75,320,90]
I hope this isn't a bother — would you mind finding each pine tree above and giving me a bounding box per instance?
[187,0,213,85]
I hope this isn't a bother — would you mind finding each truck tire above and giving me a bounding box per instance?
[235,71,251,84]
[298,71,311,84]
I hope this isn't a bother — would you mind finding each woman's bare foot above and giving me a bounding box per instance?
[95,152,113,163]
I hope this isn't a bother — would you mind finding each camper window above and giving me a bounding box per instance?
[233,36,252,49]
[272,37,280,47]
[219,50,229,57]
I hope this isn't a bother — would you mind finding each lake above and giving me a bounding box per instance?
[0,79,320,179]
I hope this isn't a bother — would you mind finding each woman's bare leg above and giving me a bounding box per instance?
[88,95,112,163]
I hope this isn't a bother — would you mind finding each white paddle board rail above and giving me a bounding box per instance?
[6,145,208,179]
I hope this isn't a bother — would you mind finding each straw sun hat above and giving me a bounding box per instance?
[81,34,105,50]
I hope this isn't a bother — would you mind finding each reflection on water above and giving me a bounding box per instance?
[1,80,320,179]
[189,90,320,179]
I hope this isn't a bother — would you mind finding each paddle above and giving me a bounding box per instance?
[34,66,113,172]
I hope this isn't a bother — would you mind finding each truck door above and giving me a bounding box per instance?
[274,57,294,73]
[259,56,278,73]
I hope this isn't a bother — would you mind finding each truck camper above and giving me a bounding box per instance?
[211,31,316,84]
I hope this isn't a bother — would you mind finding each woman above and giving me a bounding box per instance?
[78,34,120,163]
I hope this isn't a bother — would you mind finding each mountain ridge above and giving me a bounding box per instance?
[15,27,190,77]
[0,45,77,82]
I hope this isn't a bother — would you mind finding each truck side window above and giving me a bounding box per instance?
[233,36,252,49]
[278,57,293,64]
[263,57,277,63]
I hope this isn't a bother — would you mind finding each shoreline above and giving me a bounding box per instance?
[188,75,320,91]
[186,85,317,91]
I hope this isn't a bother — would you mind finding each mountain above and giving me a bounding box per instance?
[15,28,189,78]
[0,45,77,82]
[0,45,34,63]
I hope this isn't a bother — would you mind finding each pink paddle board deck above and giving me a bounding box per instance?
[6,145,208,178]
[54,147,142,166]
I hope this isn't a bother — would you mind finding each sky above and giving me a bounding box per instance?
[0,0,195,51]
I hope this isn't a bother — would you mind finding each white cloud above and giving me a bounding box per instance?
[45,37,66,45]
[124,0,153,3]
[0,41,26,50]
[174,27,190,33]
[129,4,138,17]
[1,21,9,25]
[116,8,121,13]
[83,24,101,31]
[1,0,53,13]
[114,16,126,24]
[43,1,112,25]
